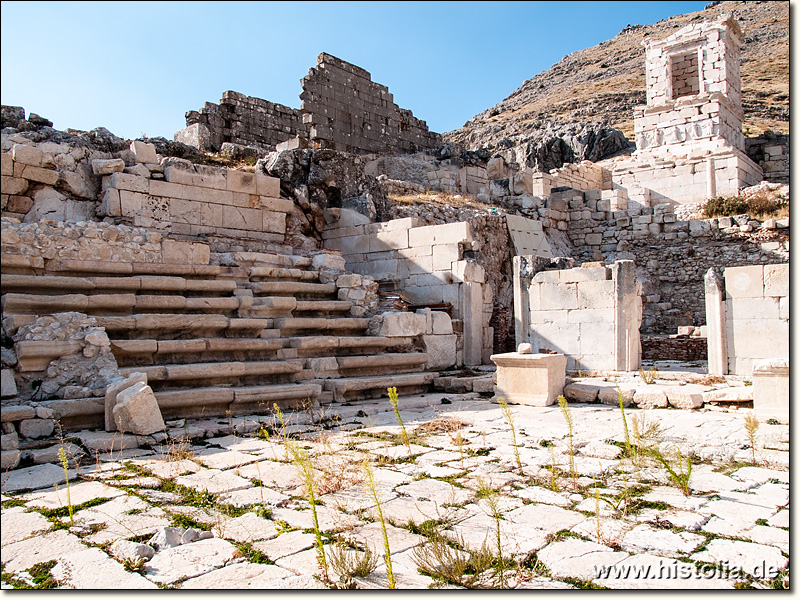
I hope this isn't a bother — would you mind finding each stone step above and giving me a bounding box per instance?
[1,293,242,315]
[110,337,284,358]
[230,251,312,269]
[335,352,428,371]
[45,258,225,278]
[248,266,319,282]
[119,359,304,383]
[285,336,414,352]
[322,372,437,402]
[1,274,238,294]
[95,314,271,335]
[294,300,353,314]
[273,317,369,334]
[250,281,337,298]
[155,383,321,418]
[14,340,83,372]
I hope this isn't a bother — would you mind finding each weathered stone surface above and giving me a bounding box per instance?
[1,462,74,493]
[176,468,254,494]
[620,524,704,558]
[53,547,159,589]
[104,373,148,432]
[0,506,51,546]
[665,384,705,409]
[1,368,18,398]
[145,538,239,586]
[18,418,55,439]
[251,530,317,561]
[214,512,279,543]
[592,554,735,590]
[492,352,567,406]
[25,480,125,510]
[538,538,629,581]
[692,539,787,578]
[1,529,86,572]
[180,562,297,589]
[92,158,125,175]
[110,539,156,562]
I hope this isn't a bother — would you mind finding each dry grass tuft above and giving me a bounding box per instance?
[415,417,471,434]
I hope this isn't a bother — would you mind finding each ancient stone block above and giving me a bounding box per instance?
[1,369,18,398]
[92,158,125,176]
[112,381,166,435]
[752,359,789,424]
[104,372,148,432]
[491,352,567,406]
[130,140,158,164]
[379,312,426,337]
[11,144,43,166]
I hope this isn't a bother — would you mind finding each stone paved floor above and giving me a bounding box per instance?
[0,395,789,589]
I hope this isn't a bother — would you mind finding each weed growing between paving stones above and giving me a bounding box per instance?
[362,460,395,589]
[327,540,379,587]
[497,397,522,471]
[388,386,412,458]
[557,396,577,486]
[482,484,507,588]
[547,445,562,491]
[57,446,74,525]
[645,446,693,496]
[617,388,635,465]
[639,365,659,384]
[744,413,760,464]
[286,441,328,582]
[412,532,493,589]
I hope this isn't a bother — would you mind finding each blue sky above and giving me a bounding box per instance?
[1,1,709,140]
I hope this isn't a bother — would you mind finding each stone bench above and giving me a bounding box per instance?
[2,293,243,315]
[154,383,321,418]
[323,372,437,402]
[96,314,271,335]
[110,337,284,358]
[46,259,223,278]
[119,358,304,383]
[293,300,353,314]
[250,281,337,297]
[335,352,428,372]
[273,317,369,334]
[1,274,238,294]
[248,266,319,282]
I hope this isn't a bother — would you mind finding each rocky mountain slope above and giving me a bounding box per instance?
[444,1,788,170]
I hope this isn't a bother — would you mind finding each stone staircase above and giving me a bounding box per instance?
[1,253,438,428]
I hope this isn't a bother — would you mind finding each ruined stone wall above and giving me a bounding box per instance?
[514,259,641,372]
[721,264,789,376]
[546,188,789,333]
[322,217,494,365]
[179,53,440,156]
[301,53,440,155]
[745,132,789,184]
[184,91,302,152]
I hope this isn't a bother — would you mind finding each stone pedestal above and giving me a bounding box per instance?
[752,359,789,424]
[490,352,567,406]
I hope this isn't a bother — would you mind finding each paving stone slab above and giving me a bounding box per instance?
[180,562,297,589]
[270,504,361,532]
[176,468,254,494]
[23,480,126,510]
[322,481,395,513]
[72,431,141,454]
[692,539,788,579]
[513,577,576,589]
[1,462,76,493]
[232,459,311,490]
[2,529,87,572]
[505,503,586,537]
[214,512,279,543]
[698,499,777,526]
[510,485,573,507]
[370,496,467,528]
[52,547,158,589]
[274,546,324,576]
[571,516,634,546]
[0,506,51,546]
[766,509,789,529]
[194,447,262,470]
[620,523,704,557]
[252,530,317,561]
[448,511,550,556]
[642,486,707,511]
[135,458,202,479]
[538,537,629,581]
[730,466,789,485]
[218,485,289,508]
[395,478,473,505]
[372,443,432,460]
[688,469,755,494]
[145,538,239,586]
[348,521,426,554]
[84,509,173,546]
[591,554,736,589]
[742,525,790,554]
[635,508,708,532]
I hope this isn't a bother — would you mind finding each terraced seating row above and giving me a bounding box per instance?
[2,250,440,427]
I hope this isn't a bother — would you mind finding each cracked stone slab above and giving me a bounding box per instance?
[642,486,707,511]
[348,521,426,555]
[145,538,239,586]
[537,537,629,581]
[2,529,87,572]
[448,511,550,556]
[505,503,586,537]
[635,508,709,531]
[135,458,202,480]
[213,512,279,544]
[270,504,361,532]
[766,509,789,529]
[232,459,313,490]
[730,466,789,485]
[179,562,297,589]
[1,463,77,493]
[395,478,473,505]
[194,447,262,470]
[23,480,126,510]
[72,431,141,454]
[1,506,51,546]
[698,499,777,526]
[620,524,704,558]
[218,485,289,508]
[511,486,573,507]
[52,547,158,589]
[369,496,468,528]
[322,481,395,513]
[84,509,173,546]
[742,525,790,554]
[688,468,756,494]
[591,554,735,589]
[176,468,254,494]
[274,546,325,576]
[692,539,788,578]
[252,530,317,561]
[571,517,635,546]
